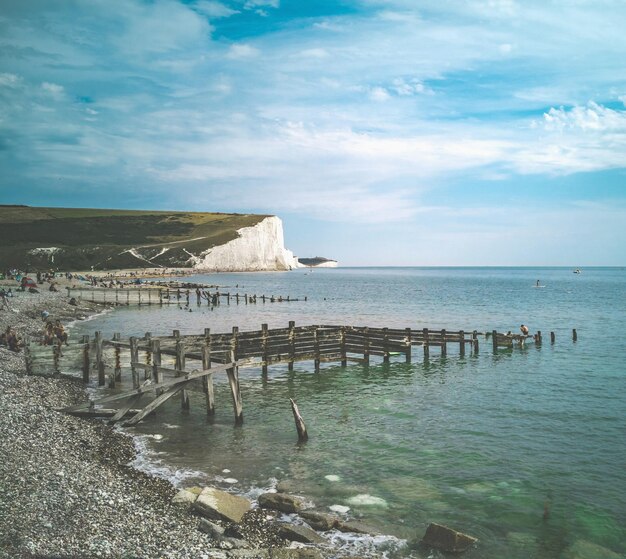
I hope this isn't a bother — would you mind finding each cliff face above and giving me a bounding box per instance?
[0,207,298,272]
[186,216,299,272]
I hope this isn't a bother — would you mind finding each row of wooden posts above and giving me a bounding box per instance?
[66,287,305,306]
[25,323,578,428]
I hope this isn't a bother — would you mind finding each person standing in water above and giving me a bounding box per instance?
[536,280,540,287]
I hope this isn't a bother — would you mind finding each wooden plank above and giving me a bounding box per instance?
[123,383,188,426]
[109,394,143,424]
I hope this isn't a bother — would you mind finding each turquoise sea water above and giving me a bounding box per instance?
[73,267,626,558]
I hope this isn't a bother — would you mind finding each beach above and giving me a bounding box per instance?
[0,283,337,559]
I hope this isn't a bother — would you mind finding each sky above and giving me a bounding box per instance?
[0,0,625,266]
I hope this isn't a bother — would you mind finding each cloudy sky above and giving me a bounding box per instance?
[1,0,625,265]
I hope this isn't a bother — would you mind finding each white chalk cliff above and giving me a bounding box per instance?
[187,216,299,272]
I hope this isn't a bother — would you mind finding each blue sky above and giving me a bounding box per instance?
[1,0,625,265]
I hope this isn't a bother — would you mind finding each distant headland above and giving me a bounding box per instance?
[0,205,303,272]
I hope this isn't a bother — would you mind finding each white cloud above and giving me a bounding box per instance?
[194,1,240,18]
[298,48,329,59]
[41,82,64,98]
[391,78,432,96]
[542,102,626,132]
[0,73,21,87]
[369,86,390,102]
[227,43,260,58]
[243,0,279,8]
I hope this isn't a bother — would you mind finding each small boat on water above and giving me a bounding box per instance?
[573,268,582,274]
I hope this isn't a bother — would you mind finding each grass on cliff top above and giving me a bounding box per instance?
[0,205,270,249]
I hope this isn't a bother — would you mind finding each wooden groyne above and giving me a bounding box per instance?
[66,286,306,306]
[25,324,578,427]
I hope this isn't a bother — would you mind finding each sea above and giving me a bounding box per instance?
[71,267,626,559]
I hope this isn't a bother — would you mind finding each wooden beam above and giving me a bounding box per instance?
[123,383,188,426]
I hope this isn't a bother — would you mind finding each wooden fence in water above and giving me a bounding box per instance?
[25,323,578,427]
[65,286,306,306]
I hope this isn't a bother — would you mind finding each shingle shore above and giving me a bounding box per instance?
[0,287,348,559]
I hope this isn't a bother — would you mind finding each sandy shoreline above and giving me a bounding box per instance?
[0,282,365,559]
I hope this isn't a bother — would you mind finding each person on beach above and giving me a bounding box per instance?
[54,319,69,346]
[0,289,10,310]
[4,327,22,352]
[520,324,529,336]
[43,322,55,346]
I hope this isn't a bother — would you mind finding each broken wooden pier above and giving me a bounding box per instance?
[66,286,306,307]
[25,323,578,427]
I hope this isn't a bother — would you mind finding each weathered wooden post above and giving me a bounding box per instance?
[550,331,555,344]
[290,398,308,443]
[441,329,447,358]
[459,330,465,358]
[159,290,163,306]
[126,290,130,305]
[175,338,189,410]
[226,350,243,425]
[236,293,240,304]
[288,321,296,371]
[129,336,139,388]
[24,338,33,376]
[245,294,248,305]
[261,323,269,376]
[363,327,370,365]
[472,330,479,354]
[115,289,119,305]
[144,332,152,376]
[53,342,61,374]
[423,328,430,360]
[340,326,347,367]
[148,289,152,305]
[572,328,577,342]
[151,339,162,393]
[492,330,498,353]
[81,334,90,383]
[262,295,266,303]
[537,330,543,346]
[231,326,239,363]
[202,331,215,416]
[381,327,389,363]
[95,331,105,386]
[405,328,412,363]
[314,326,321,372]
[113,333,122,382]
[138,289,142,305]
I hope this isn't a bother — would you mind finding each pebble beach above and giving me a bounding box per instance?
[0,285,336,559]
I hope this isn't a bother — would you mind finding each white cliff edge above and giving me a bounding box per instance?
[188,216,299,272]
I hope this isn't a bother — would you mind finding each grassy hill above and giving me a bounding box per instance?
[0,206,269,270]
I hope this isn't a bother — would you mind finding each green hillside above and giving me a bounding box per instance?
[0,205,269,270]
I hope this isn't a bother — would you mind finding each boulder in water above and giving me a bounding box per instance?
[258,492,304,513]
[421,522,478,553]
[193,487,251,523]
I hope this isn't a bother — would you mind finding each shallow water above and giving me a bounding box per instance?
[74,267,626,558]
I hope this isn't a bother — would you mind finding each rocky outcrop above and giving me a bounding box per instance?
[296,257,338,268]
